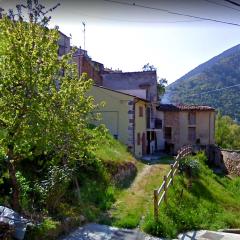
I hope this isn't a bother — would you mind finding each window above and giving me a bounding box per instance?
[139,106,144,117]
[164,127,172,140]
[188,112,196,125]
[155,118,162,129]
[137,133,141,145]
[188,127,196,142]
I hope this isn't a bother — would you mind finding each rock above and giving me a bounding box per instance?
[0,206,30,240]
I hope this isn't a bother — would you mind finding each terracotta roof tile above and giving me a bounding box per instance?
[158,104,215,111]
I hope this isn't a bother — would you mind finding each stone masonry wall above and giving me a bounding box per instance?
[221,150,240,176]
[207,145,240,176]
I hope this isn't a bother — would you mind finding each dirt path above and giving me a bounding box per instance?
[110,161,171,228]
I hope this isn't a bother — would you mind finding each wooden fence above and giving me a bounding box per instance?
[153,145,192,221]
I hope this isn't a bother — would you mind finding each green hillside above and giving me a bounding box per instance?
[143,153,240,238]
[166,44,240,121]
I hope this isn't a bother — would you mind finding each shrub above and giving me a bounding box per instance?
[179,157,200,178]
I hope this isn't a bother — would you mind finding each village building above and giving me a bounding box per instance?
[157,104,216,154]
[101,71,163,154]
[73,48,104,86]
[88,85,148,158]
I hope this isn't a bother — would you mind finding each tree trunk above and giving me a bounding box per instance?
[7,147,21,212]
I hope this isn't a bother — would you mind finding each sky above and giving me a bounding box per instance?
[1,0,240,84]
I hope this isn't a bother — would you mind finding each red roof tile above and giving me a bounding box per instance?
[158,104,215,111]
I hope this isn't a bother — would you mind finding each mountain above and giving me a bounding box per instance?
[166,44,240,121]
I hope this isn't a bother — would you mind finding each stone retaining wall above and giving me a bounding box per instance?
[207,145,240,176]
[221,149,240,176]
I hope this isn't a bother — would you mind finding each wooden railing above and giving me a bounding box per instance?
[153,145,192,221]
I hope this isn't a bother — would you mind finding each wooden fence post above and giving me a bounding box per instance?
[170,164,174,185]
[163,175,167,203]
[154,189,158,221]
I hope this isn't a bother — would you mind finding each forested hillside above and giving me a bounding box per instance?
[166,44,240,121]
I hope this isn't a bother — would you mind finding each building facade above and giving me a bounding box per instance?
[88,85,148,158]
[157,104,216,154]
[101,71,162,154]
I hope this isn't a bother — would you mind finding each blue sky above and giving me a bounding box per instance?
[2,0,240,84]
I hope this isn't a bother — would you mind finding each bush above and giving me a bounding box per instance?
[179,157,200,178]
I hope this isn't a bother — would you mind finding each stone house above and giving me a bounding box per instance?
[88,85,148,158]
[157,104,216,154]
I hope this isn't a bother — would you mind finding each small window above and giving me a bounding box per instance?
[139,106,144,117]
[164,127,172,140]
[188,127,196,142]
[188,112,196,125]
[137,133,141,145]
[155,118,162,129]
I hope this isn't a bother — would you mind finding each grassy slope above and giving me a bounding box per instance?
[96,134,136,164]
[108,157,173,228]
[143,152,240,238]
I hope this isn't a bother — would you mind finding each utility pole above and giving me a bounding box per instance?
[82,22,86,51]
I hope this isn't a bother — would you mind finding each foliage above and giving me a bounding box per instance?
[215,113,240,149]
[0,0,102,211]
[157,78,168,98]
[143,152,240,238]
[179,156,200,178]
[108,159,172,228]
[167,47,240,121]
[26,217,61,240]
[142,63,156,71]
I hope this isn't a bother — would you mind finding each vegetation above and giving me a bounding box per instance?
[143,152,240,238]
[215,114,240,149]
[167,45,240,121]
[108,157,172,228]
[0,1,138,239]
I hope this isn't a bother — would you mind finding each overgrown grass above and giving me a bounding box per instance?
[142,152,240,238]
[108,160,172,228]
[95,134,135,164]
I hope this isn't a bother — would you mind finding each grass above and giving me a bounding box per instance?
[142,152,240,238]
[95,134,136,164]
[107,158,173,228]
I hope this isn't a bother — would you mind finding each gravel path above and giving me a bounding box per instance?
[60,223,163,240]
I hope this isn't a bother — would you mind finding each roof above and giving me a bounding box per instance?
[93,85,149,102]
[102,71,157,90]
[157,104,215,111]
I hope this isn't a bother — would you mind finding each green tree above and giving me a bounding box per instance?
[215,113,240,149]
[157,78,168,98]
[142,63,156,71]
[0,1,100,211]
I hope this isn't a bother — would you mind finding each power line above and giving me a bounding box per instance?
[103,0,240,27]
[203,0,240,12]
[165,83,240,96]
[224,0,240,7]
[78,11,203,24]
